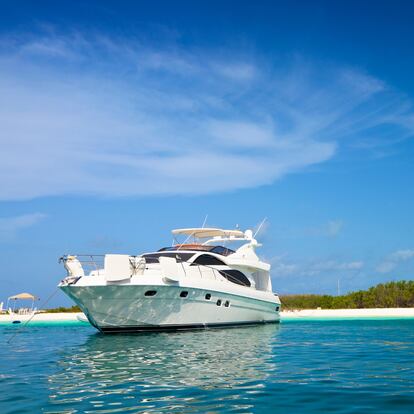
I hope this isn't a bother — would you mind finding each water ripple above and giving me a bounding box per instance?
[1,320,414,413]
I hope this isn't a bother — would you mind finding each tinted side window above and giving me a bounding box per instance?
[210,246,235,256]
[143,252,194,263]
[174,253,194,262]
[191,254,226,266]
[219,270,251,287]
[143,255,159,264]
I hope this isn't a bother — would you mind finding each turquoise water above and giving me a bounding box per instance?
[1,320,414,413]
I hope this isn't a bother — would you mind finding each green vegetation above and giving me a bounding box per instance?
[280,281,414,310]
[44,305,81,313]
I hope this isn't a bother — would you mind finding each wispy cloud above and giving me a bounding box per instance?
[377,249,414,273]
[0,213,46,240]
[271,255,363,278]
[326,220,344,237]
[271,254,365,294]
[310,260,364,272]
[0,30,413,200]
[304,219,344,238]
[390,249,414,261]
[271,255,299,277]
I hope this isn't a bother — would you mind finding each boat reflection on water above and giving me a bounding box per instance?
[48,324,280,412]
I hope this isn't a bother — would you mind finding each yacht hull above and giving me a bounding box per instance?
[60,284,280,333]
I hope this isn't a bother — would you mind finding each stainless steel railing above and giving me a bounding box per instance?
[60,254,250,287]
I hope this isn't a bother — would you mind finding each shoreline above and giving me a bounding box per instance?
[281,307,414,319]
[0,312,86,323]
[2,308,414,324]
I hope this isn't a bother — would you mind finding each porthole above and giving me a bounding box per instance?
[224,300,230,307]
[180,291,188,298]
[275,306,280,311]
[205,293,211,300]
[216,299,222,306]
[145,290,157,297]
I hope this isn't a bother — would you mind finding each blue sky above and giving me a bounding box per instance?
[1,0,414,306]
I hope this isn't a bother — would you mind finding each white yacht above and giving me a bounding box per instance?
[59,227,281,333]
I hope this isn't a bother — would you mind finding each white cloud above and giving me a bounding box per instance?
[210,62,256,81]
[271,256,299,276]
[377,249,414,273]
[0,31,413,200]
[0,213,46,240]
[390,249,414,261]
[343,261,364,270]
[326,220,344,237]
[207,120,275,148]
[311,260,364,272]
[305,219,344,237]
[271,255,363,278]
[376,261,396,274]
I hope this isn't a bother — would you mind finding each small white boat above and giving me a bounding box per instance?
[59,227,281,333]
[6,292,39,324]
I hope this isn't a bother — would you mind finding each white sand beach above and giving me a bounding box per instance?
[281,308,414,319]
[2,308,414,324]
[0,312,85,323]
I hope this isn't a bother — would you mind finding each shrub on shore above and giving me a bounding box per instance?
[280,281,414,310]
[44,305,81,313]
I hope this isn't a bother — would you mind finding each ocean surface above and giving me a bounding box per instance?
[1,320,414,413]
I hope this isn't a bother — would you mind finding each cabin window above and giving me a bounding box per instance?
[216,299,222,306]
[144,290,157,296]
[191,254,226,266]
[173,253,194,262]
[205,293,211,300]
[275,306,280,311]
[180,291,188,298]
[210,246,235,256]
[219,270,251,287]
[143,256,158,264]
[142,252,194,264]
[224,300,230,307]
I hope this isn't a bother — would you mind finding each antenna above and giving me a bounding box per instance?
[201,214,208,229]
[253,217,267,238]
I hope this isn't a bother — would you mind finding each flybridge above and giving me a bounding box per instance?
[172,227,256,245]
[172,228,245,238]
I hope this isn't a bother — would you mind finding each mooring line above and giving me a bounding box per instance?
[6,287,60,344]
